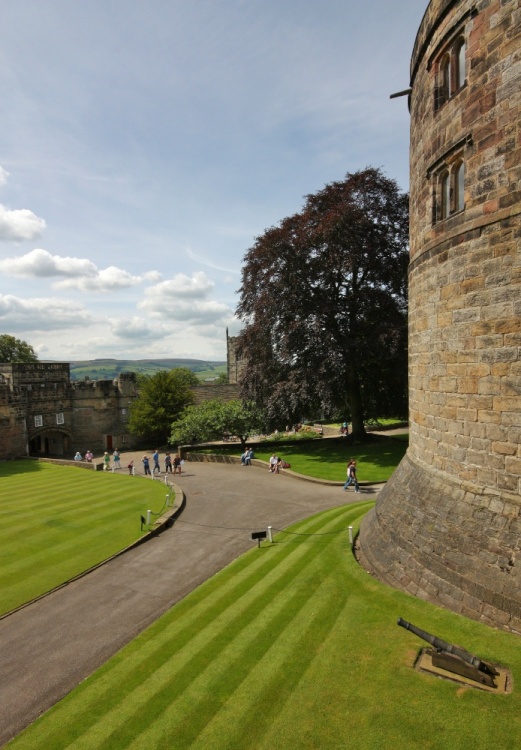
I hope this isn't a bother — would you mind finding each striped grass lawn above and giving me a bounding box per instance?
[0,460,172,615]
[7,501,521,750]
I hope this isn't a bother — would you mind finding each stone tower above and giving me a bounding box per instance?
[359,0,521,632]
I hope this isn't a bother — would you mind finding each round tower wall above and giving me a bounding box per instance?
[359,0,521,632]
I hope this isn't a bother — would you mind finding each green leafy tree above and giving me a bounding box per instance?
[236,167,409,438]
[128,368,198,446]
[0,335,38,363]
[170,399,264,450]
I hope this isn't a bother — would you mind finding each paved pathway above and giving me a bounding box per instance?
[0,457,380,747]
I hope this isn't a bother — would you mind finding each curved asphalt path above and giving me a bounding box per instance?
[0,457,380,747]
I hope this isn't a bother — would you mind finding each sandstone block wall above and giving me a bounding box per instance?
[359,0,521,631]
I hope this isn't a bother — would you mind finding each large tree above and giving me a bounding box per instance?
[128,368,198,446]
[236,167,409,438]
[170,399,264,451]
[0,335,38,363]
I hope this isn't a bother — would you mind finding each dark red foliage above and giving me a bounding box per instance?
[236,168,409,435]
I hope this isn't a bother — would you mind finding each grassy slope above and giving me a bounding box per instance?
[0,461,171,615]
[7,502,520,750]
[198,434,409,483]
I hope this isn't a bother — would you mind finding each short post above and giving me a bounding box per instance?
[164,475,168,485]
[146,509,152,526]
[132,466,135,476]
[348,526,354,546]
[166,493,171,507]
[251,531,267,548]
[267,526,273,543]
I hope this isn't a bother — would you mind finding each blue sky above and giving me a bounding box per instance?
[0,0,425,362]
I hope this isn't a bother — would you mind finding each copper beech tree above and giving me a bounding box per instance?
[236,168,409,438]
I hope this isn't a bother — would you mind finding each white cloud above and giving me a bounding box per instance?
[109,316,170,340]
[145,271,215,299]
[139,271,232,324]
[0,167,10,186]
[0,205,46,242]
[0,249,143,292]
[0,248,97,278]
[55,265,142,292]
[0,293,93,331]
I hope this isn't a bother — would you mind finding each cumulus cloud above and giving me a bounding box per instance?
[0,248,97,278]
[0,205,46,242]
[109,316,170,340]
[145,271,215,299]
[0,249,143,292]
[0,294,93,331]
[139,271,232,324]
[55,266,142,292]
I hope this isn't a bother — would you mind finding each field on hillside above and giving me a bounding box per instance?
[68,359,226,381]
[0,461,173,615]
[8,501,521,750]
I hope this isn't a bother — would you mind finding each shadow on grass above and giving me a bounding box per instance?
[0,459,46,477]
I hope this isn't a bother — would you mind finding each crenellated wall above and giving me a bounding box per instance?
[359,0,521,632]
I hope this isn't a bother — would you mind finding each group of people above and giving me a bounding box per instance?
[141,451,182,476]
[268,453,290,473]
[73,450,94,462]
[240,447,255,465]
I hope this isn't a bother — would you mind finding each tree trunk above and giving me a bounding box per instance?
[346,362,366,438]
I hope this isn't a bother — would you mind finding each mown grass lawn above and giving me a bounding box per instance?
[7,501,521,750]
[198,434,409,483]
[0,460,172,615]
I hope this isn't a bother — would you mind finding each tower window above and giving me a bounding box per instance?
[434,35,467,110]
[432,157,465,223]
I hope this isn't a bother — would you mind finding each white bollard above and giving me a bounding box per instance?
[348,526,354,546]
[166,493,170,507]
[132,466,135,476]
[164,475,168,485]
[146,509,152,526]
[267,526,273,543]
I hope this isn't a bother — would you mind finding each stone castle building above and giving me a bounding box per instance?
[360,0,521,631]
[0,334,240,461]
[0,363,140,460]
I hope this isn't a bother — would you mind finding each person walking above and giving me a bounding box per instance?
[343,459,359,492]
[152,450,161,473]
[113,449,121,469]
[173,453,182,475]
[164,452,173,473]
[103,452,111,471]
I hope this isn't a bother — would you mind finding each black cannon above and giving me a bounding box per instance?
[397,618,499,688]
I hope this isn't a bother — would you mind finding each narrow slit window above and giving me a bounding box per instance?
[441,172,451,219]
[455,39,466,89]
[455,161,465,212]
[441,54,452,101]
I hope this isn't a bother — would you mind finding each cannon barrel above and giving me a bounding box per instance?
[397,618,497,678]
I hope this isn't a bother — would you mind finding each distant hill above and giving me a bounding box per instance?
[66,358,227,382]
